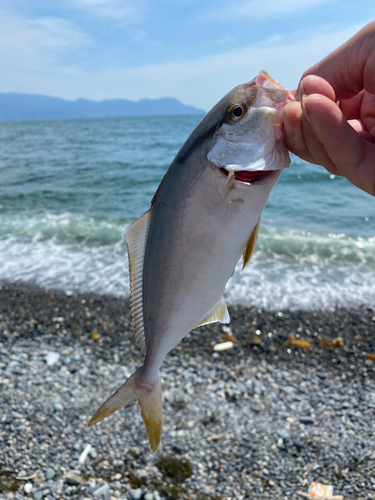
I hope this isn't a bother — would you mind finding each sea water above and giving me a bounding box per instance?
[0,115,374,310]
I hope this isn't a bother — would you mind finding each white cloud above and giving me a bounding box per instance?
[130,28,148,42]
[70,0,146,25]
[28,17,93,50]
[0,16,372,112]
[205,0,332,21]
[0,10,92,72]
[74,21,368,108]
[0,9,92,97]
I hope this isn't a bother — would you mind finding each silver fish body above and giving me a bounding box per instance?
[89,71,294,451]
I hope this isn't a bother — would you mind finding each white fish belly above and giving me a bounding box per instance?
[149,164,280,366]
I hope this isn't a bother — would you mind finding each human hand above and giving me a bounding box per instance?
[283,21,375,195]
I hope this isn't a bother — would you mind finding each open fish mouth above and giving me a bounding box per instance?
[220,167,277,184]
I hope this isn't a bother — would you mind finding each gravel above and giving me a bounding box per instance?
[0,282,375,500]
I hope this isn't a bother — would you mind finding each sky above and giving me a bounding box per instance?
[0,0,374,110]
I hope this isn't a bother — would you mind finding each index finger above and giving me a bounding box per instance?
[303,93,375,195]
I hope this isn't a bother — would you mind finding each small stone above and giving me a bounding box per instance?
[24,483,33,494]
[144,494,154,500]
[65,472,86,485]
[91,329,100,341]
[213,341,234,352]
[114,473,122,480]
[249,333,262,346]
[46,467,56,480]
[222,325,232,334]
[299,416,315,425]
[51,395,62,405]
[33,492,43,500]
[133,488,143,500]
[93,483,110,497]
[278,430,290,439]
[89,480,98,493]
[18,470,27,478]
[45,352,60,365]
[79,444,92,464]
[55,479,64,496]
[283,386,295,394]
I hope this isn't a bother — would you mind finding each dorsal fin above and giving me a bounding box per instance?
[122,210,152,354]
[242,219,260,270]
[195,296,230,328]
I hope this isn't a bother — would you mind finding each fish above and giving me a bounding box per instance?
[88,70,294,452]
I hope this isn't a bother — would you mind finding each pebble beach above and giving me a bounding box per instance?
[1,282,375,500]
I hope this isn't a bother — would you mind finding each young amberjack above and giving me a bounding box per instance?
[88,71,294,452]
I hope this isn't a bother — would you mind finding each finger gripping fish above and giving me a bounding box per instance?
[88,71,294,452]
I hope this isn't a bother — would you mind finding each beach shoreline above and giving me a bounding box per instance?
[0,281,375,499]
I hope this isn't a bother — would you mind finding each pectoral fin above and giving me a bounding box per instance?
[220,170,235,201]
[195,296,230,328]
[242,219,260,269]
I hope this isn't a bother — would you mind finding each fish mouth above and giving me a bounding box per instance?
[220,168,276,184]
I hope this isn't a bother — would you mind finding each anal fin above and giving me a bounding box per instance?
[195,296,230,328]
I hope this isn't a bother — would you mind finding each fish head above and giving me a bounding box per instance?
[207,70,295,181]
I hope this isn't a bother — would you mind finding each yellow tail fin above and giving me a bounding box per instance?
[88,368,162,453]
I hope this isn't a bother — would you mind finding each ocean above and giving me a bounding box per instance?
[0,115,374,310]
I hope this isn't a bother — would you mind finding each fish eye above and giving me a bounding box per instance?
[227,103,247,122]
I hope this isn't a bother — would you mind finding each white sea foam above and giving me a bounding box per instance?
[225,260,375,310]
[0,235,128,297]
[1,222,374,311]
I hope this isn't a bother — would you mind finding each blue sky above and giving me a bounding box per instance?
[1,0,374,110]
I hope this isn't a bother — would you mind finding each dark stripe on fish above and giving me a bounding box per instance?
[176,120,224,165]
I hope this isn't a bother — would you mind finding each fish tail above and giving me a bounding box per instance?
[88,367,162,453]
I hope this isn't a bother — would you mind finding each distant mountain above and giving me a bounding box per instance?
[0,93,205,121]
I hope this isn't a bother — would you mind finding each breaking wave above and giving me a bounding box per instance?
[1,212,374,310]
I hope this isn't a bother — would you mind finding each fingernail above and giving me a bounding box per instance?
[283,113,295,139]
[295,80,305,100]
[299,80,305,97]
[301,94,312,124]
